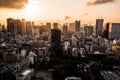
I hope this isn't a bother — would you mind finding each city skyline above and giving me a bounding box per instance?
[0,0,120,25]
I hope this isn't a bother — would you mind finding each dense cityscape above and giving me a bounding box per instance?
[0,17,120,80]
[0,0,120,80]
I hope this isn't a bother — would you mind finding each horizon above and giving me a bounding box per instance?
[0,0,120,26]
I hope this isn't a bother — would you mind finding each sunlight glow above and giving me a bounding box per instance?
[23,0,40,19]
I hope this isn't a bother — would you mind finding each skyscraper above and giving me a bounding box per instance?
[96,18,104,36]
[84,25,93,37]
[21,19,26,35]
[63,24,68,40]
[104,22,120,39]
[75,20,80,32]
[51,28,61,54]
[46,23,51,36]
[7,18,22,35]
[103,23,110,39]
[26,21,34,35]
[69,23,75,32]
[7,18,14,34]
[53,23,58,29]
[14,19,22,35]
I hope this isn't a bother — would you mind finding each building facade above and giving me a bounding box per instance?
[75,20,80,32]
[53,23,58,29]
[26,21,34,35]
[84,25,93,37]
[46,23,51,36]
[7,18,22,35]
[14,19,22,35]
[105,23,120,39]
[51,28,61,54]
[96,19,104,36]
[7,18,14,34]
[69,23,75,32]
[63,24,68,40]
[21,19,26,35]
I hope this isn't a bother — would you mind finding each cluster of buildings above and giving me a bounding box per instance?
[5,17,120,40]
[0,17,120,80]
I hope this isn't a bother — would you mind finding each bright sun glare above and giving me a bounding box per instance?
[23,0,39,19]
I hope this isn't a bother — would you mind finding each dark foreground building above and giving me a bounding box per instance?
[51,28,61,54]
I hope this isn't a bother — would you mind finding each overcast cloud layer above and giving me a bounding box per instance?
[0,0,28,9]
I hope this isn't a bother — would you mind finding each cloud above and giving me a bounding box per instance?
[86,0,115,6]
[0,0,28,9]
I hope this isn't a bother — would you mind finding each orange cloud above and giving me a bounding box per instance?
[86,0,115,6]
[0,0,28,9]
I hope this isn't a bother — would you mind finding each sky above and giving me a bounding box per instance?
[0,0,120,25]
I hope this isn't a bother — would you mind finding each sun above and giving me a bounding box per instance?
[23,0,39,20]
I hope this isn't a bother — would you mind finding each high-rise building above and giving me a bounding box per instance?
[96,18,104,36]
[51,28,61,54]
[26,21,34,35]
[72,35,78,47]
[7,18,14,34]
[69,23,75,32]
[21,19,26,35]
[103,23,109,39]
[63,24,68,40]
[7,18,22,35]
[46,23,51,36]
[14,19,22,35]
[53,23,58,29]
[75,20,80,32]
[104,22,120,39]
[84,25,93,36]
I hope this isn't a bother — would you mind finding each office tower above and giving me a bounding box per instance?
[7,18,14,34]
[75,20,80,32]
[103,23,109,39]
[46,23,51,36]
[7,18,22,35]
[96,18,104,36]
[26,21,33,35]
[84,25,93,36]
[72,35,78,47]
[14,19,22,35]
[69,23,75,32]
[63,24,68,40]
[104,22,120,39]
[51,28,61,54]
[21,19,26,35]
[53,23,58,29]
